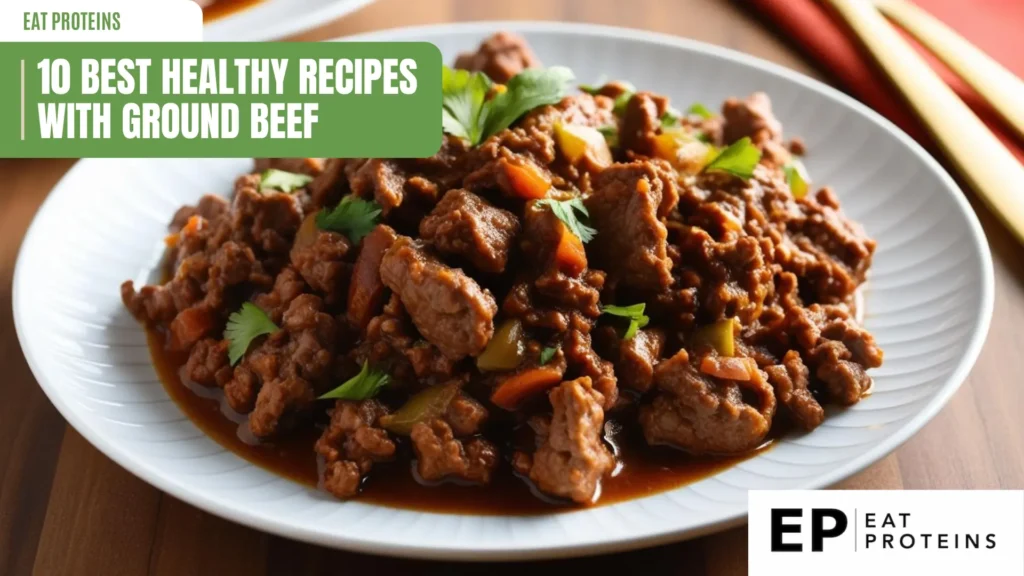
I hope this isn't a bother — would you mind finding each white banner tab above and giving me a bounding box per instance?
[1,0,202,42]
[749,490,1024,576]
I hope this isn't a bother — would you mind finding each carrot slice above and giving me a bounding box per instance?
[502,160,550,200]
[491,366,564,410]
[168,306,215,351]
[553,221,587,276]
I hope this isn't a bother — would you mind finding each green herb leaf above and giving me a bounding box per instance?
[481,66,575,142]
[597,124,619,148]
[224,303,278,365]
[539,346,558,366]
[703,136,762,180]
[613,90,634,115]
[686,102,714,119]
[579,76,607,95]
[315,196,382,244]
[441,66,492,144]
[319,361,390,401]
[536,197,597,243]
[260,169,312,193]
[660,109,681,129]
[696,132,713,144]
[783,159,811,199]
[601,303,650,340]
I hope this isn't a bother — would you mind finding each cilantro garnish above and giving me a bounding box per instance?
[315,196,382,245]
[660,109,681,129]
[536,197,596,243]
[703,137,762,180]
[442,65,575,146]
[539,346,558,366]
[224,303,278,365]
[601,303,650,340]
[686,102,714,119]
[259,169,312,193]
[319,361,390,401]
[613,91,634,115]
[784,159,810,199]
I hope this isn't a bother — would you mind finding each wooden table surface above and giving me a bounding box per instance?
[2,0,1022,574]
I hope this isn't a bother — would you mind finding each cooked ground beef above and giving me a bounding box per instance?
[419,189,520,274]
[514,377,614,503]
[380,236,498,360]
[454,31,539,83]
[126,32,882,506]
[640,349,776,454]
[315,399,395,498]
[586,161,676,292]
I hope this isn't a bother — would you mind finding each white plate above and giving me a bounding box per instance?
[14,22,994,560]
[203,0,374,41]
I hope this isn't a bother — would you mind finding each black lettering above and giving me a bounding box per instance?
[771,509,803,552]
[811,509,848,552]
[883,534,894,548]
[938,534,948,549]
[882,513,895,528]
[965,534,979,549]
[899,512,910,528]
[921,533,932,548]
[865,534,876,548]
[986,534,996,549]
[865,512,875,528]
[900,534,915,549]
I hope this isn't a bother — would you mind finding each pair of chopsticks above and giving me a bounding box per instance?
[825,0,1024,243]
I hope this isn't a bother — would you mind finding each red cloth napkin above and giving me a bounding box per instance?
[746,0,1024,164]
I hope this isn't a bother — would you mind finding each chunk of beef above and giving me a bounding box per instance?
[620,92,669,156]
[231,174,304,258]
[445,394,489,436]
[306,158,347,210]
[290,217,351,304]
[253,267,306,324]
[410,420,498,484]
[673,226,775,325]
[782,304,882,405]
[640,349,775,454]
[781,187,877,304]
[563,324,618,410]
[721,92,782,146]
[347,224,398,331]
[765,350,823,430]
[585,161,676,292]
[315,399,395,498]
[517,377,614,504]
[420,189,520,274]
[610,328,666,393]
[453,31,539,83]
[379,236,497,360]
[350,295,456,385]
[235,294,338,438]
[184,338,232,388]
[346,135,470,216]
[169,194,229,233]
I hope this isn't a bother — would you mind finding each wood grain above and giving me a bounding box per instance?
[1,1,1021,574]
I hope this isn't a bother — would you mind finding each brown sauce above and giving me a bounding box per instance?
[150,329,774,515]
[201,0,263,22]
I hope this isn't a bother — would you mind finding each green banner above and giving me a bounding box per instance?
[0,42,442,158]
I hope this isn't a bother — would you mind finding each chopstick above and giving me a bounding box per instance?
[874,0,1024,142]
[825,0,1024,244]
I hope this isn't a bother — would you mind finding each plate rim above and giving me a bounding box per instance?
[13,21,995,560]
[203,0,376,41]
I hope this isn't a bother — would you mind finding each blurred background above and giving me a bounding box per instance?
[2,1,1021,574]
